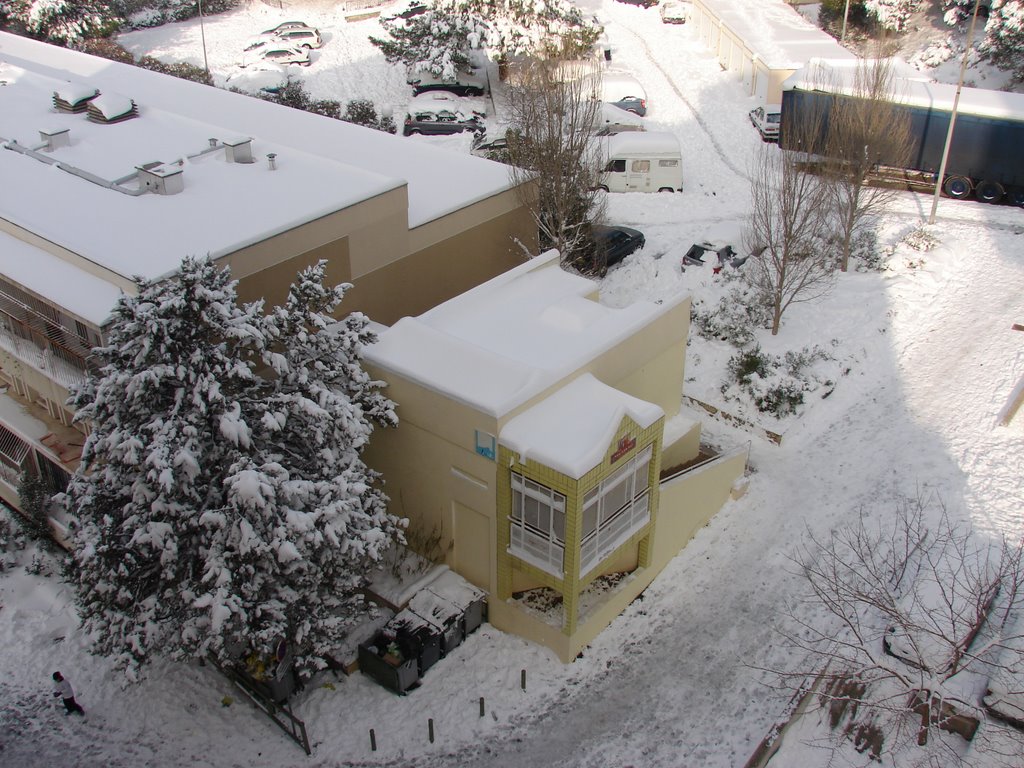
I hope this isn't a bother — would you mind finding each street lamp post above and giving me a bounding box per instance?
[198,0,210,76]
[928,0,982,224]
[841,0,851,43]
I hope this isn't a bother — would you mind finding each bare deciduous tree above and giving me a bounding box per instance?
[743,99,835,335]
[505,59,606,270]
[824,53,914,272]
[767,492,1024,764]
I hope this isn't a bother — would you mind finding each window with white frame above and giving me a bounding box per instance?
[509,474,566,577]
[580,444,653,577]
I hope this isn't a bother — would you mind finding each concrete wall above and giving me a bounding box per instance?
[651,445,749,567]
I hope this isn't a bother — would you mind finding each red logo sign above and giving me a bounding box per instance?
[610,435,636,464]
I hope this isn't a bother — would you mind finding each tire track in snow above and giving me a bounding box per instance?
[613,21,749,183]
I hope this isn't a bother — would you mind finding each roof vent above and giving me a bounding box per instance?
[86,93,138,124]
[136,161,184,195]
[223,136,254,164]
[53,85,99,113]
[38,128,70,152]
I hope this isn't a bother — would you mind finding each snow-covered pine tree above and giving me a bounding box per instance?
[66,257,265,681]
[198,262,403,677]
[66,258,401,682]
[370,0,601,80]
[863,0,923,32]
[1,0,119,44]
[982,0,1024,82]
[941,0,978,25]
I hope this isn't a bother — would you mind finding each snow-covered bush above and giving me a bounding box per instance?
[722,345,834,418]
[691,279,774,348]
[342,99,397,134]
[863,0,924,32]
[901,223,939,252]
[118,0,239,29]
[1,0,121,44]
[260,81,341,120]
[138,55,211,85]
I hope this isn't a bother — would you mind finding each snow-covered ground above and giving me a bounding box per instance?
[1,2,1023,767]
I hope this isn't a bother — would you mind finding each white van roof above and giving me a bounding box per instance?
[603,131,680,155]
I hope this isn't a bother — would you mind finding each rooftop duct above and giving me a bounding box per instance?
[136,161,184,195]
[223,136,254,164]
[38,127,70,151]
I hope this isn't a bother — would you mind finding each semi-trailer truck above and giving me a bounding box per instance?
[779,61,1024,206]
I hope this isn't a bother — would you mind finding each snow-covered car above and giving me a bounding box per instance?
[749,104,781,142]
[584,72,648,116]
[403,92,486,136]
[614,0,658,7]
[261,21,314,35]
[225,64,289,94]
[384,1,430,20]
[257,44,311,67]
[408,70,487,97]
[273,27,323,49]
[593,224,646,271]
[660,1,691,23]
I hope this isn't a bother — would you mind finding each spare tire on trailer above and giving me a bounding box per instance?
[976,180,1005,204]
[943,175,973,199]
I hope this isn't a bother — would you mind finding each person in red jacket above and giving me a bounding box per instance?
[52,671,85,716]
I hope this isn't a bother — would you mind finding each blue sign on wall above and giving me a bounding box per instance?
[475,430,496,460]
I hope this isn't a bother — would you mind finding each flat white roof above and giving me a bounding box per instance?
[694,0,856,69]
[364,251,688,419]
[784,59,1024,121]
[500,373,663,479]
[0,32,518,321]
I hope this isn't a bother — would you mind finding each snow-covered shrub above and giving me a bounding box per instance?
[118,0,240,28]
[691,280,774,348]
[908,37,958,69]
[24,552,52,576]
[850,229,885,271]
[723,345,835,418]
[4,0,121,44]
[15,472,56,543]
[901,224,939,252]
[73,36,135,63]
[138,55,212,85]
[342,99,397,134]
[261,81,341,120]
[863,0,924,32]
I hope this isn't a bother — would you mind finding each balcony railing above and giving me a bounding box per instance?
[580,492,650,577]
[509,522,564,578]
[0,318,90,390]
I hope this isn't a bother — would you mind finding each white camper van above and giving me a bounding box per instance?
[597,132,683,193]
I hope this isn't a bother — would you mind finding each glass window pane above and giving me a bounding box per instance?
[603,478,630,521]
[511,487,523,521]
[552,508,565,542]
[583,501,597,539]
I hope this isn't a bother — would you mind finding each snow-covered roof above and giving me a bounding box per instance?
[0,32,518,299]
[784,58,1024,121]
[364,251,688,419]
[499,373,663,479]
[602,131,680,156]
[695,0,856,69]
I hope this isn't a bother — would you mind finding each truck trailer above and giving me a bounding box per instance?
[780,61,1024,206]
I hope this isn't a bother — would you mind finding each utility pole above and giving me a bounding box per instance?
[928,0,982,224]
[841,0,851,43]
[198,0,210,76]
